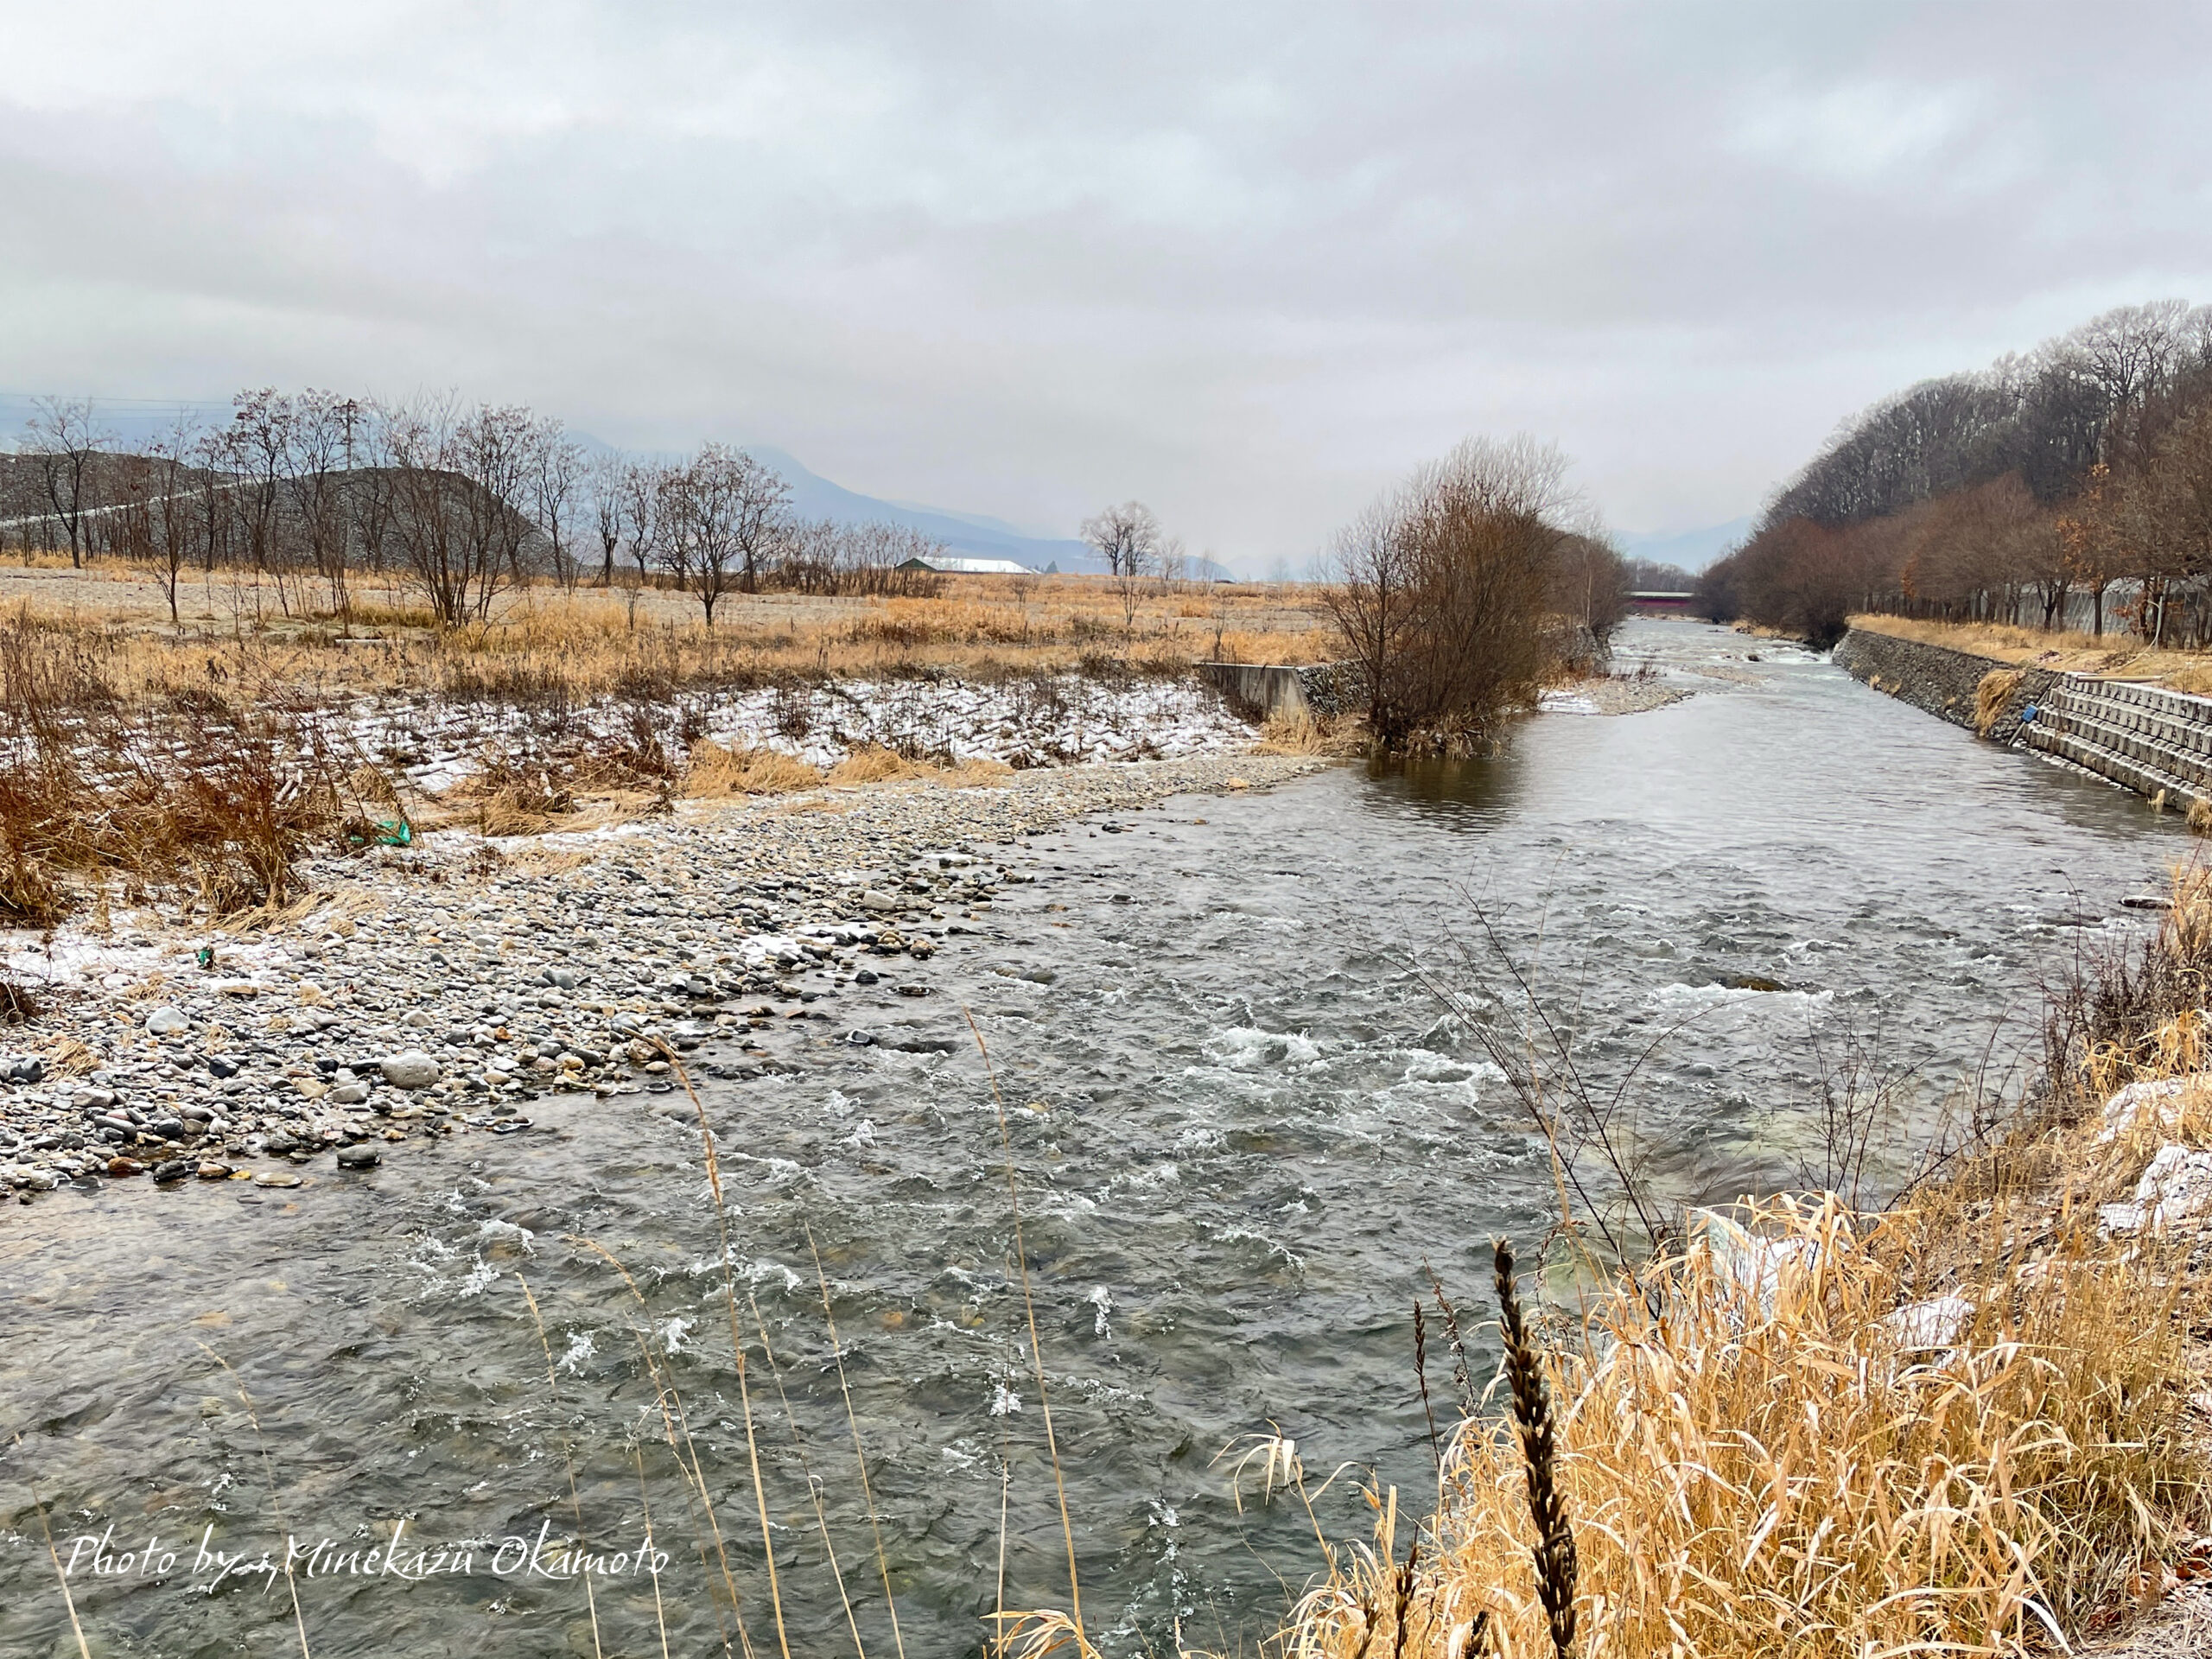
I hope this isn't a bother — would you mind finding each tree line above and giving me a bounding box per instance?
[1699,300,2212,646]
[0,390,956,627]
[1324,435,1627,752]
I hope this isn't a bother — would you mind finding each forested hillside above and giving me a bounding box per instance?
[1700,302,2212,645]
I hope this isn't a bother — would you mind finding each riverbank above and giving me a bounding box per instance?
[1848,613,2212,697]
[1833,621,2057,739]
[0,753,1322,1200]
[1836,620,2212,816]
[1266,865,2212,1657]
[10,619,2199,1657]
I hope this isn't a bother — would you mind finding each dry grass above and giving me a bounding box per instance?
[683,739,824,797]
[824,742,925,785]
[0,568,1330,709]
[1974,668,2025,735]
[1853,614,2212,696]
[1252,711,1370,756]
[824,745,1017,789]
[0,567,1314,866]
[2048,863,2212,1100]
[0,613,386,922]
[1250,864,2212,1659]
[1265,1192,2206,1658]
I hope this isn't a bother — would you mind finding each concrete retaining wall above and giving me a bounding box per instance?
[1197,661,1366,723]
[1831,627,2058,744]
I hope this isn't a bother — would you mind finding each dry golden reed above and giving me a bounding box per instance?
[1973,668,2024,736]
[682,739,823,797]
[1265,1192,2205,1659]
[0,564,1330,707]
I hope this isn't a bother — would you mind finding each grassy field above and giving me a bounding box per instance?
[0,558,1334,925]
[0,555,1331,704]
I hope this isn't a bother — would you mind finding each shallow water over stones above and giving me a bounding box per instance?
[0,621,2190,1657]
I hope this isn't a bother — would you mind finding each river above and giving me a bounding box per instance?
[0,620,2189,1657]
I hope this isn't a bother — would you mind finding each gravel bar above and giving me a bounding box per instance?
[0,753,1323,1204]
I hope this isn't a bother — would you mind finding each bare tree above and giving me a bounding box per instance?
[1083,500,1166,635]
[656,443,791,624]
[383,398,539,627]
[1322,499,1416,730]
[284,390,361,620]
[346,410,397,582]
[145,411,204,625]
[23,397,112,567]
[2117,408,2212,644]
[1550,531,1630,662]
[2074,301,2196,435]
[1157,535,1189,587]
[728,448,792,594]
[1323,435,1582,750]
[532,422,588,590]
[589,452,626,588]
[616,458,665,626]
[1080,500,1160,578]
[224,388,291,592]
[188,426,238,578]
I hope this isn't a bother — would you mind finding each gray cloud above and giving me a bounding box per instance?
[3,0,2209,569]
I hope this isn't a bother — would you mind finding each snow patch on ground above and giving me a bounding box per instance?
[330,672,1256,797]
[2100,1143,2212,1236]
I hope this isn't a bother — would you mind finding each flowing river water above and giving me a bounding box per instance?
[0,620,2192,1657]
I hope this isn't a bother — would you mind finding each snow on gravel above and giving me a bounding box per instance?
[336,672,1255,793]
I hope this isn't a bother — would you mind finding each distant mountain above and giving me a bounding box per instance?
[1616,517,1752,574]
[745,446,1107,573]
[752,447,1237,579]
[0,392,1236,578]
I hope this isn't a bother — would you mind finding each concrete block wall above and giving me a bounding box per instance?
[1196,660,1367,723]
[2021,677,2212,812]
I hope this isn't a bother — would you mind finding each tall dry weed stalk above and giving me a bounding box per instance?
[15,1436,93,1659]
[1491,1243,1573,1659]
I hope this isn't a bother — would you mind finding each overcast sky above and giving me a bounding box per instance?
[3,2,2208,569]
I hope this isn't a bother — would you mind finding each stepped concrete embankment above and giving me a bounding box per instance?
[1835,624,2212,812]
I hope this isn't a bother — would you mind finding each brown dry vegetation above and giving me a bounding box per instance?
[0,563,1296,918]
[1269,1194,2206,1657]
[0,565,1324,904]
[0,611,399,925]
[0,558,1329,702]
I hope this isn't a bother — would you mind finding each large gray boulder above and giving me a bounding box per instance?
[380,1051,442,1089]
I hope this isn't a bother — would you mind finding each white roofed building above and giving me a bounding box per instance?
[894,555,1036,575]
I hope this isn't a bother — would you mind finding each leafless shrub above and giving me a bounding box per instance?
[1325,437,1616,753]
